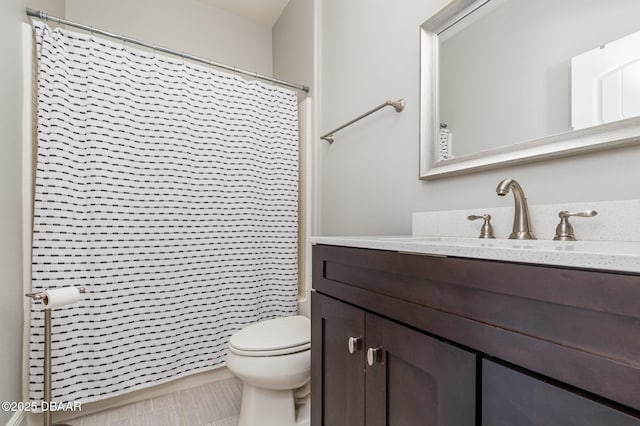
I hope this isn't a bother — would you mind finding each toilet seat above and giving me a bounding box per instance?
[226,315,311,426]
[229,342,310,357]
[229,315,310,357]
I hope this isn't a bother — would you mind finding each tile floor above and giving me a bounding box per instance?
[67,378,242,426]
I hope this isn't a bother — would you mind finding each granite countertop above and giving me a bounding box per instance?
[309,235,640,274]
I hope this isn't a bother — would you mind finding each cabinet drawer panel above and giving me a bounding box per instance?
[322,256,640,366]
[483,360,640,425]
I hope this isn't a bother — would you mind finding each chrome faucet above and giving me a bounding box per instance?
[496,178,536,240]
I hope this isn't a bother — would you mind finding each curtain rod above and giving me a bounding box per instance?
[26,8,310,94]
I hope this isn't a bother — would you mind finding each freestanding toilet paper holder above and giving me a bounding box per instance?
[25,287,85,426]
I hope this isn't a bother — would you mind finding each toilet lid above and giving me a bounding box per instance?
[229,315,310,356]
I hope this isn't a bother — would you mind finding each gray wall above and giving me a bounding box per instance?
[318,0,640,236]
[66,0,273,76]
[0,3,26,421]
[273,0,314,88]
[273,0,315,311]
[0,0,65,422]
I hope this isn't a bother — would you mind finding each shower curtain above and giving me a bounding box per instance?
[29,21,299,404]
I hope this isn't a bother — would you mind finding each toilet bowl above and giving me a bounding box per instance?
[226,315,311,426]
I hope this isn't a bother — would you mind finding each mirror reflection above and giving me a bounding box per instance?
[436,0,640,160]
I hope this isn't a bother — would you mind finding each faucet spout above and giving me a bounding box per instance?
[496,179,536,240]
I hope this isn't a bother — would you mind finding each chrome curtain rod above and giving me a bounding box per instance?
[320,99,405,143]
[26,8,310,93]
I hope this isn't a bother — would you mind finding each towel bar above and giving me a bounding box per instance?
[321,99,405,143]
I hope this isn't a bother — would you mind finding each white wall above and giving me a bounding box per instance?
[0,1,64,422]
[65,0,273,76]
[318,0,640,236]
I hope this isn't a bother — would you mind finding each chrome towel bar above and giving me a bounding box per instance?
[321,99,405,143]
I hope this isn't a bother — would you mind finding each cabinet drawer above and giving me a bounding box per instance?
[482,360,640,425]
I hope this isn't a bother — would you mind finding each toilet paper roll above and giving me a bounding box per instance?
[43,287,81,309]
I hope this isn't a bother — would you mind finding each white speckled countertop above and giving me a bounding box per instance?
[309,236,640,274]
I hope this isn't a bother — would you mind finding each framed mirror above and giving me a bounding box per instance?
[420,0,640,179]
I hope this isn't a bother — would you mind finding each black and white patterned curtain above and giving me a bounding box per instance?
[30,21,299,403]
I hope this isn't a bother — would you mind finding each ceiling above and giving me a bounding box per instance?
[198,0,291,27]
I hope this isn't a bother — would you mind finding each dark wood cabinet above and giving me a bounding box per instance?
[365,311,476,426]
[312,293,476,426]
[311,293,365,426]
[482,360,640,426]
[312,244,640,426]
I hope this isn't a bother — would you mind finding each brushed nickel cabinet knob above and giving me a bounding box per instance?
[367,347,382,366]
[348,336,363,354]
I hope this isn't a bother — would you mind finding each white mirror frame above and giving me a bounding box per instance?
[419,0,640,180]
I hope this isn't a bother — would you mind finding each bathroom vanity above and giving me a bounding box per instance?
[310,239,640,425]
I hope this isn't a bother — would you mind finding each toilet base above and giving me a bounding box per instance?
[295,397,311,426]
[238,383,296,426]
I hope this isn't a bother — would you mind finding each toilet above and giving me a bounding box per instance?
[226,315,311,426]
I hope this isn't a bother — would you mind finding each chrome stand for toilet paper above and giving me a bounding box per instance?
[25,287,85,426]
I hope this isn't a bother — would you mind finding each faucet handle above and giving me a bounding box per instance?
[467,214,495,239]
[553,210,598,241]
[560,210,598,218]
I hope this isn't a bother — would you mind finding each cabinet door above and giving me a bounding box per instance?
[483,360,640,425]
[365,314,477,426]
[311,292,366,426]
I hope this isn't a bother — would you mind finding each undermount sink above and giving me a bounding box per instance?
[378,236,446,242]
[377,235,561,249]
[382,235,634,252]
